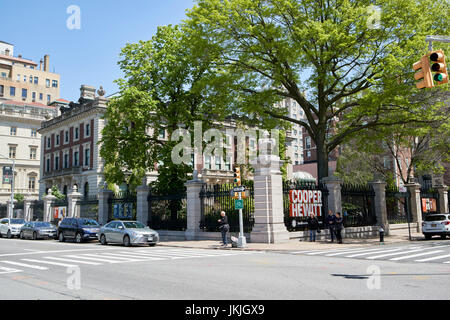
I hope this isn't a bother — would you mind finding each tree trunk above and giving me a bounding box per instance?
[316,137,329,182]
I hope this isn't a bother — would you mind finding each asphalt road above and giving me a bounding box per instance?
[0,237,449,300]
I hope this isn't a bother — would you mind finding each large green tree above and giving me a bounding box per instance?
[100,24,235,192]
[187,0,450,181]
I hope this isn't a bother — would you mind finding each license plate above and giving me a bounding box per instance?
[431,224,437,227]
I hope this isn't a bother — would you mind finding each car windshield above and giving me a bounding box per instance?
[35,222,52,228]
[425,215,446,222]
[123,222,146,229]
[79,219,99,227]
[11,219,25,224]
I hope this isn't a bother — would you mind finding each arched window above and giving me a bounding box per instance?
[84,182,89,198]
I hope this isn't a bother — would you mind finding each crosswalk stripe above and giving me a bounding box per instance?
[117,252,183,259]
[64,255,125,264]
[1,261,49,270]
[390,250,444,261]
[82,253,142,262]
[21,259,77,268]
[324,247,404,257]
[0,266,22,274]
[306,247,383,255]
[415,254,450,262]
[43,257,102,265]
[345,248,414,258]
[137,250,232,257]
[365,248,428,260]
[92,253,157,262]
[96,253,164,261]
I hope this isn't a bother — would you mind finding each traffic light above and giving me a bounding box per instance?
[413,55,434,89]
[430,50,448,85]
[233,167,241,185]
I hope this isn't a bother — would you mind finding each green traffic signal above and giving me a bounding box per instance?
[434,73,443,82]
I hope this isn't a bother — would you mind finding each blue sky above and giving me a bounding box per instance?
[0,0,195,101]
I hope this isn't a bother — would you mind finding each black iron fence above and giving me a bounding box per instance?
[108,191,137,222]
[386,186,411,224]
[0,203,7,218]
[148,191,187,231]
[283,180,328,231]
[200,184,254,233]
[79,195,99,221]
[30,200,44,221]
[341,183,377,227]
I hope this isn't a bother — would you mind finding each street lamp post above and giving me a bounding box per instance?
[0,153,15,218]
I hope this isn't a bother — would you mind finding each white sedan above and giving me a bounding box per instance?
[0,218,27,238]
[422,214,450,240]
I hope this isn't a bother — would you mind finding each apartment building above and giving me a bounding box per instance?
[0,41,60,204]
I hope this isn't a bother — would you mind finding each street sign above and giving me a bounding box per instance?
[2,166,13,184]
[233,186,246,193]
[235,199,244,210]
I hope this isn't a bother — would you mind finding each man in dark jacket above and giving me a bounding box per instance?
[326,210,336,243]
[335,212,344,244]
[307,214,320,242]
[218,211,230,247]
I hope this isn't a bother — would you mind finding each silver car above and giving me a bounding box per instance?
[20,221,57,240]
[99,221,159,247]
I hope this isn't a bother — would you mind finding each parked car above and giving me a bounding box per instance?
[20,222,57,240]
[57,218,100,243]
[0,218,27,238]
[99,221,159,247]
[422,213,450,240]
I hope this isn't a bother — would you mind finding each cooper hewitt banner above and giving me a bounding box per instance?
[289,190,323,217]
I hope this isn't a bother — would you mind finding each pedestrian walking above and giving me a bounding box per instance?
[218,211,230,247]
[335,212,344,244]
[326,210,336,243]
[307,214,320,242]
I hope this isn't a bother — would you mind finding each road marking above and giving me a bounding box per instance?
[305,247,386,255]
[1,261,48,270]
[365,248,428,260]
[0,266,22,274]
[137,249,234,257]
[96,253,164,261]
[325,247,405,257]
[345,248,413,258]
[0,247,122,258]
[118,251,182,259]
[43,257,102,265]
[389,250,445,261]
[64,255,125,264]
[415,254,450,262]
[21,259,78,268]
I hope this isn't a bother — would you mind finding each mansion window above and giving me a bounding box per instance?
[74,127,79,140]
[74,151,79,167]
[64,153,69,169]
[46,158,50,172]
[10,127,17,136]
[31,129,37,138]
[85,123,91,137]
[55,155,60,170]
[9,146,16,159]
[30,147,37,160]
[84,149,90,168]
[28,177,36,191]
[64,131,69,143]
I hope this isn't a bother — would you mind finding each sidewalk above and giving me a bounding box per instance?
[158,229,425,252]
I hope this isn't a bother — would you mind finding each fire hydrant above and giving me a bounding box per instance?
[379,226,385,245]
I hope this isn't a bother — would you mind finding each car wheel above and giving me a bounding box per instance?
[33,232,38,240]
[425,234,432,240]
[123,235,131,247]
[100,234,107,245]
[20,231,24,239]
[440,235,446,240]
[75,233,83,243]
[149,243,157,247]
[7,230,12,239]
[58,232,65,242]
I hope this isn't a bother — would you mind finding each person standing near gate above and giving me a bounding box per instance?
[335,212,344,244]
[218,211,230,247]
[307,214,320,242]
[326,210,336,243]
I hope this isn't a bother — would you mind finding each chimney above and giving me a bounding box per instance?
[43,55,49,72]
[5,49,10,56]
[40,59,43,71]
[80,85,96,100]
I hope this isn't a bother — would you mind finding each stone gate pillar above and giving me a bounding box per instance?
[24,198,33,221]
[436,184,448,214]
[43,194,56,222]
[98,189,113,225]
[136,183,150,226]
[185,175,204,241]
[369,180,389,235]
[250,143,289,244]
[68,190,83,218]
[405,182,422,232]
[321,176,342,216]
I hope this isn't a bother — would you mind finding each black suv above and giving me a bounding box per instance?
[57,218,101,243]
